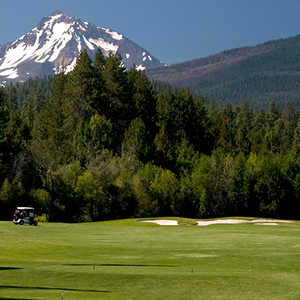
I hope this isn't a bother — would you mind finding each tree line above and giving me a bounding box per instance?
[0,50,299,221]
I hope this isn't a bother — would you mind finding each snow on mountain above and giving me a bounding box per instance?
[0,10,162,82]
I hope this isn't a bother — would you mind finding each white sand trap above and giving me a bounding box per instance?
[251,219,291,223]
[196,219,249,226]
[196,219,292,226]
[142,220,178,226]
[255,223,279,226]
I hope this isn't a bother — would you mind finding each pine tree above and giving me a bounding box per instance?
[94,49,106,73]
[102,53,131,151]
[64,50,98,127]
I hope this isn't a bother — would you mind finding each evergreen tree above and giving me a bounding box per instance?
[94,49,106,73]
[102,53,131,149]
[64,50,99,128]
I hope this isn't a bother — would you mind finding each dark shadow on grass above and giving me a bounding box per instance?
[64,263,176,267]
[0,286,109,293]
[0,267,23,271]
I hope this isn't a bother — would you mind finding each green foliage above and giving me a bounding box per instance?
[0,178,13,206]
[30,188,51,213]
[155,89,211,169]
[131,163,162,216]
[0,50,299,222]
[75,171,103,221]
[0,179,26,219]
[88,113,112,151]
[150,168,179,215]
[122,118,148,161]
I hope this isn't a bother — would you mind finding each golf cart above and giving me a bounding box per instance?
[13,207,38,226]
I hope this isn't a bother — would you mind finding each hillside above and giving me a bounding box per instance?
[148,34,300,108]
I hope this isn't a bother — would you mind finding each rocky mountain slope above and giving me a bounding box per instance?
[0,10,162,83]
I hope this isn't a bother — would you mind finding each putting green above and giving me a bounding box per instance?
[0,218,300,299]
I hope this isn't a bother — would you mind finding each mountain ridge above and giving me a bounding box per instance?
[148,34,300,108]
[0,10,162,83]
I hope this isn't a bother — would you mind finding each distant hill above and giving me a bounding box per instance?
[147,34,300,108]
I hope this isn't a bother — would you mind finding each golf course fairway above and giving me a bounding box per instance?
[1,218,300,299]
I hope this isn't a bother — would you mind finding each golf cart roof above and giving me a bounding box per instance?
[17,207,34,210]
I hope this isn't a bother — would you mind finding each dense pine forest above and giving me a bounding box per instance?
[148,34,300,109]
[0,50,299,222]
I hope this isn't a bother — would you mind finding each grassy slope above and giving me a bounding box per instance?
[1,218,300,299]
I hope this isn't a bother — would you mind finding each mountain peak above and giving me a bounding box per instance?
[0,12,163,82]
[51,10,65,16]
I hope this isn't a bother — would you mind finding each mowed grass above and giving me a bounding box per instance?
[1,218,300,299]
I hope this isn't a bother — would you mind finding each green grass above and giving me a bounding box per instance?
[1,218,300,299]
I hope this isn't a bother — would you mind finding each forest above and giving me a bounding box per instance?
[0,50,299,222]
[148,34,300,109]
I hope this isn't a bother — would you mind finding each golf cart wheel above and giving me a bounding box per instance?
[19,220,24,225]
[34,221,38,226]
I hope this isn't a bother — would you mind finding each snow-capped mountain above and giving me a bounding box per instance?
[0,10,162,82]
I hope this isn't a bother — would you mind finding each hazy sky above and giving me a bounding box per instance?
[1,0,300,64]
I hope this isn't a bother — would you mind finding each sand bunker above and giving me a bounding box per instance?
[255,223,279,226]
[196,219,291,226]
[197,219,247,226]
[252,219,291,223]
[141,218,291,226]
[142,220,179,226]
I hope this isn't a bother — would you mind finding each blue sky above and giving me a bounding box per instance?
[1,0,300,64]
